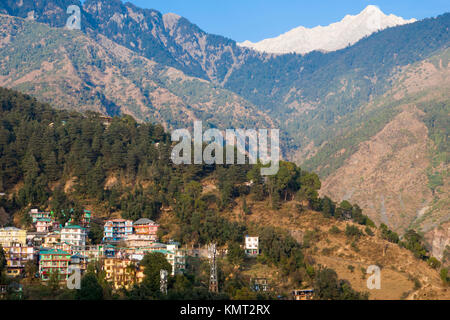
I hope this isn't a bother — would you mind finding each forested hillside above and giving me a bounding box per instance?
[1,87,448,300]
[0,0,448,282]
[0,86,336,237]
[0,86,370,299]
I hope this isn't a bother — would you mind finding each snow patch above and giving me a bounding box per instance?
[239,5,416,55]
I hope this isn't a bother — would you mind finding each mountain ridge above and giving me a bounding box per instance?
[0,14,273,131]
[239,5,417,54]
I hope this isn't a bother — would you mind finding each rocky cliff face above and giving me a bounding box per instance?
[161,12,252,85]
[83,0,193,76]
[83,0,259,85]
[0,14,271,130]
[0,0,257,84]
[425,222,450,262]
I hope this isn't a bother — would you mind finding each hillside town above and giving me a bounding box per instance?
[0,209,270,295]
[0,209,189,289]
[0,0,448,308]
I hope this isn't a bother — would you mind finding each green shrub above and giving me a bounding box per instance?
[365,226,374,236]
[329,226,341,234]
[345,225,362,240]
[427,257,441,269]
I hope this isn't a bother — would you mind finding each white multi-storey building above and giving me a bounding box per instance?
[245,236,259,256]
[0,227,27,247]
[125,233,156,248]
[166,242,186,275]
[35,218,57,233]
[61,224,86,247]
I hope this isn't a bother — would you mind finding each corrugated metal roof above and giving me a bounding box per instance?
[134,218,156,225]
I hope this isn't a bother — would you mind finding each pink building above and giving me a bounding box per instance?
[133,218,159,237]
[35,218,54,233]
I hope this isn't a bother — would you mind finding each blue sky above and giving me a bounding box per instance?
[127,0,449,42]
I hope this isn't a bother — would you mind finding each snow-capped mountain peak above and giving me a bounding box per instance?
[239,5,417,55]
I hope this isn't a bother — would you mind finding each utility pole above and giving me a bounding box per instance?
[208,243,218,293]
[160,269,168,295]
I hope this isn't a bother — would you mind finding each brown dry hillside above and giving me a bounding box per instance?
[321,105,431,232]
[319,48,450,258]
[216,197,450,300]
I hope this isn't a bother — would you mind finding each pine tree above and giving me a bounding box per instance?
[242,197,250,215]
[22,152,40,181]
[43,151,59,181]
[76,272,104,300]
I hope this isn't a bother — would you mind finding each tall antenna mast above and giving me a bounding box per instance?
[160,269,168,295]
[208,243,218,293]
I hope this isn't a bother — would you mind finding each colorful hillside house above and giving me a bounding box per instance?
[29,209,52,223]
[61,224,86,247]
[82,210,91,228]
[35,218,54,233]
[103,219,133,243]
[133,218,159,238]
[102,258,144,290]
[39,249,71,282]
[3,243,35,277]
[244,236,259,257]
